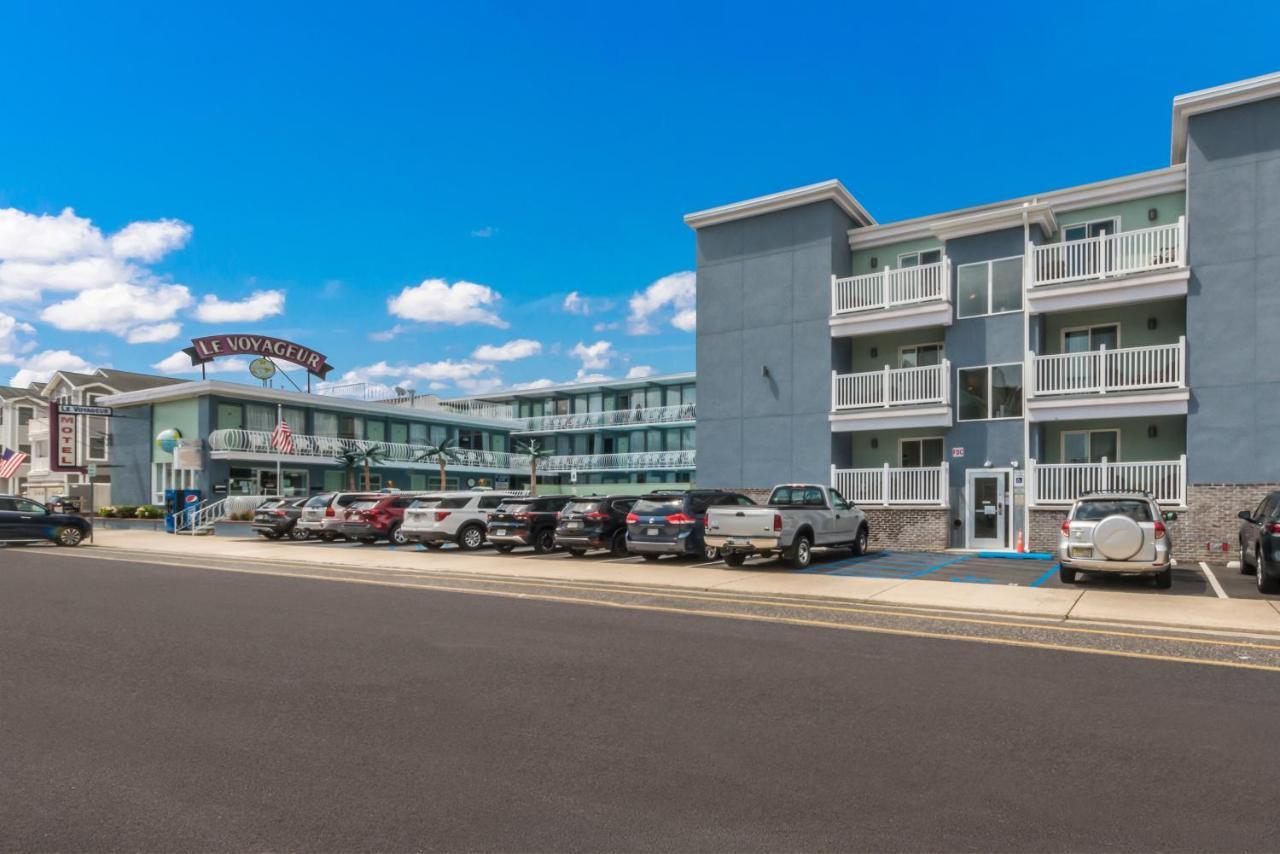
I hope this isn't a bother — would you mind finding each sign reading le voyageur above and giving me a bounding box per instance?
[183,335,334,379]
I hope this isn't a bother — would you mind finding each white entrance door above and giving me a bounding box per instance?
[966,469,1010,550]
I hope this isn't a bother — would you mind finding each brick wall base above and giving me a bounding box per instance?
[861,507,951,552]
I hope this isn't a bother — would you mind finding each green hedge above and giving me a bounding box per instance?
[135,505,164,519]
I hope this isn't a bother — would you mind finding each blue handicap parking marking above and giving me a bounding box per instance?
[794,550,1063,588]
[1029,563,1061,587]
[948,575,1000,584]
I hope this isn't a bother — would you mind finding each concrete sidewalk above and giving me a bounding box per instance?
[69,530,1280,636]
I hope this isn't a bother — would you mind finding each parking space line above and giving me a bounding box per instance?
[903,555,973,580]
[1030,564,1061,588]
[1199,561,1229,599]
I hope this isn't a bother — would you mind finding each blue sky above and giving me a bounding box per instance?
[0,1,1277,394]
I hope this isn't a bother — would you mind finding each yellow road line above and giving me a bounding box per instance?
[55,547,1280,660]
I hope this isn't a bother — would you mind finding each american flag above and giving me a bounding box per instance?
[271,420,294,454]
[0,447,28,479]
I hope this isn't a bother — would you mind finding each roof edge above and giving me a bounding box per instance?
[684,180,875,230]
[1171,70,1280,164]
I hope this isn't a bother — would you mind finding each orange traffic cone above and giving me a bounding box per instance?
[1015,529,1025,553]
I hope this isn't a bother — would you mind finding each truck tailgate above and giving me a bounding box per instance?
[705,506,776,539]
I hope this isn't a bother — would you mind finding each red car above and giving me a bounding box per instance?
[338,493,428,546]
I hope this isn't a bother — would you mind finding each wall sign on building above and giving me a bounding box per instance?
[183,335,334,381]
[48,401,114,473]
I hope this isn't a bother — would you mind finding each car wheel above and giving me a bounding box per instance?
[703,543,721,561]
[723,552,746,567]
[532,528,556,554]
[258,531,275,539]
[1059,565,1077,585]
[641,553,661,562]
[289,527,309,541]
[787,534,813,569]
[1258,548,1280,595]
[458,525,485,551]
[54,526,83,547]
[1153,566,1173,590]
[851,525,869,557]
[567,549,586,557]
[494,544,515,554]
[389,524,409,547]
[610,530,629,557]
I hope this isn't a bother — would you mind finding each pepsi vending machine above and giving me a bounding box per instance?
[164,488,203,533]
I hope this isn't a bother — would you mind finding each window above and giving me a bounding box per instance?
[338,415,363,439]
[409,422,427,445]
[17,407,32,426]
[457,429,484,450]
[1063,217,1118,242]
[645,387,662,409]
[898,248,942,268]
[830,490,851,511]
[216,403,243,430]
[1073,499,1151,522]
[958,364,1023,421]
[900,437,945,467]
[899,343,943,369]
[282,406,307,432]
[956,256,1023,318]
[1062,324,1119,353]
[365,420,386,442]
[245,404,275,432]
[314,411,338,437]
[1061,429,1119,464]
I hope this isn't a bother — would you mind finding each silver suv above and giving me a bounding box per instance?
[1058,492,1176,588]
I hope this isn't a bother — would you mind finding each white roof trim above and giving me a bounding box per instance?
[1171,70,1280,164]
[930,202,1056,242]
[848,166,1185,249]
[684,180,876,230]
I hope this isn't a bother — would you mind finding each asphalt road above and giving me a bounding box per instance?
[4,550,1280,852]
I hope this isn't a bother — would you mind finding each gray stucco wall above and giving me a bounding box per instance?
[1186,96,1280,483]
[109,404,154,506]
[695,200,855,488]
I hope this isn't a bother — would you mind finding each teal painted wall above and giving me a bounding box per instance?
[1041,298,1185,354]
[1040,415,1185,463]
[850,237,944,276]
[843,427,950,468]
[152,399,200,464]
[846,327,947,373]
[1051,191,1185,240]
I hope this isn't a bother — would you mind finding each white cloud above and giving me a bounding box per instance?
[40,282,194,336]
[455,376,505,395]
[152,350,249,376]
[0,208,106,263]
[511,378,556,390]
[472,338,542,362]
[563,291,589,315]
[387,278,508,328]
[627,270,696,335]
[334,359,496,389]
[626,365,656,379]
[574,371,611,383]
[108,219,193,262]
[9,349,96,388]
[470,226,497,238]
[0,256,135,299]
[0,311,36,364]
[593,321,619,332]
[570,340,614,371]
[369,324,407,342]
[126,322,182,344]
[192,289,286,323]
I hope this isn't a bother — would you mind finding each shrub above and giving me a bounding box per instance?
[113,505,140,519]
[97,506,118,518]
[135,505,164,519]
[230,511,254,522]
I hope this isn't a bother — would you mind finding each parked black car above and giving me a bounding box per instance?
[252,497,309,541]
[626,489,756,561]
[488,495,574,553]
[1238,492,1280,594]
[0,494,92,546]
[555,495,639,557]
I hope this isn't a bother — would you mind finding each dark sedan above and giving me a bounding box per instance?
[251,498,309,541]
[0,494,92,546]
[1238,491,1280,594]
[626,490,756,561]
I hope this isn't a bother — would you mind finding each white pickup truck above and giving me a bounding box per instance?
[704,484,868,569]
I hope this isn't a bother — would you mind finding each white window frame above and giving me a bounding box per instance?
[1061,216,1120,242]
[955,254,1024,319]
[86,392,109,462]
[897,342,945,369]
[1060,429,1121,464]
[897,248,943,268]
[897,436,946,468]
[956,362,1024,422]
[1060,323,1121,352]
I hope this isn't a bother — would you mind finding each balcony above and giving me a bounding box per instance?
[832,462,949,507]
[829,259,953,336]
[830,362,952,431]
[1029,456,1186,507]
[206,429,695,474]
[1026,219,1188,312]
[1026,340,1189,421]
[512,403,695,434]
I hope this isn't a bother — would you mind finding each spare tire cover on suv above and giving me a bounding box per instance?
[1093,514,1144,560]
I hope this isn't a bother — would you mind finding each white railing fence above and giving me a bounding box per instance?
[1030,338,1186,396]
[1029,218,1185,287]
[539,449,696,473]
[832,361,950,411]
[514,403,696,434]
[1028,456,1186,506]
[177,494,280,534]
[831,462,949,507]
[831,258,950,315]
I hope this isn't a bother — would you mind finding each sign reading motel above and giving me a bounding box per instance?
[183,335,334,380]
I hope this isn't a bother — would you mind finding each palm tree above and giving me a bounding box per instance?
[354,443,387,491]
[516,439,553,496]
[332,448,362,491]
[415,438,463,491]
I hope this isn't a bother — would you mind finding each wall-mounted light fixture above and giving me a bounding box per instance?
[762,365,771,379]
[1010,460,1019,469]
[983,460,993,468]
[1148,207,1158,221]
[870,256,878,269]
[869,347,878,359]
[870,437,878,449]
[1148,425,1158,439]
[1147,316,1158,330]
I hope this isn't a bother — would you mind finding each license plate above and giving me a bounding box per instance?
[1070,546,1093,558]
[646,527,659,536]
[492,529,507,536]
[567,521,582,530]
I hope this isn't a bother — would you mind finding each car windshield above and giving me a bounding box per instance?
[632,499,682,516]
[1074,499,1153,522]
[496,501,531,514]
[409,498,442,510]
[566,501,601,514]
[769,486,825,507]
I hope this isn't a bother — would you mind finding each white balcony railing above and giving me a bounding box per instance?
[832,462,949,507]
[832,361,950,411]
[513,403,695,434]
[1029,456,1186,506]
[1029,218,1185,288]
[206,429,696,474]
[1030,338,1186,397]
[832,259,950,315]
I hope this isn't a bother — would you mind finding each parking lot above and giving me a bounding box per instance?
[268,534,1268,601]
